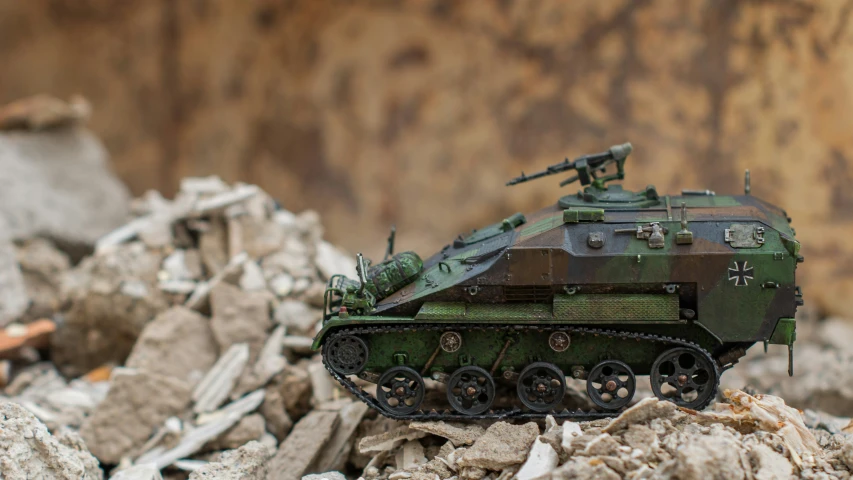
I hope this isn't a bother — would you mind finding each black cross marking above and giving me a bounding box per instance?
[728,261,754,286]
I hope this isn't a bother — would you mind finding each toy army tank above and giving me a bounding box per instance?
[315,143,803,419]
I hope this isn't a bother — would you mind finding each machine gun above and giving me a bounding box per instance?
[506,142,633,188]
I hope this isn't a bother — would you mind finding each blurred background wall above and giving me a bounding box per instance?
[0,0,850,314]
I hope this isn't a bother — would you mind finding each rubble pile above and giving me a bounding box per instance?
[347,393,853,480]
[0,177,359,478]
[0,174,852,479]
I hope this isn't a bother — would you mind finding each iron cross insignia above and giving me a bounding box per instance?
[728,261,754,286]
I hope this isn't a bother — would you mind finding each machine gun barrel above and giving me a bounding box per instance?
[506,142,632,187]
[505,160,574,186]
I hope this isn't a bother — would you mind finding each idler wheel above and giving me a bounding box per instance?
[376,366,425,415]
[325,334,369,375]
[650,347,719,410]
[586,360,636,411]
[447,366,496,415]
[517,362,567,412]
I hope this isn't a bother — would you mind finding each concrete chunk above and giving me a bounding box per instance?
[125,306,219,385]
[457,421,539,470]
[210,283,273,359]
[313,401,369,473]
[0,401,103,479]
[110,464,163,480]
[409,421,486,447]
[603,397,679,433]
[189,441,272,480]
[358,425,429,454]
[265,410,340,480]
[515,437,558,480]
[80,370,192,464]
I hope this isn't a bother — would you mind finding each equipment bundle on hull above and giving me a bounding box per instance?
[314,143,804,419]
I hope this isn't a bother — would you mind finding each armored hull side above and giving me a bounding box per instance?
[316,143,801,419]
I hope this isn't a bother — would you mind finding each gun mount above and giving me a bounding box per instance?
[507,142,633,189]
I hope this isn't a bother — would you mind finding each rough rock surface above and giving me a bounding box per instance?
[188,441,272,480]
[657,425,751,479]
[0,127,129,246]
[457,421,539,470]
[0,401,103,479]
[79,370,192,464]
[125,306,219,385]
[210,283,273,359]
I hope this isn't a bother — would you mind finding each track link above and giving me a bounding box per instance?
[321,324,720,421]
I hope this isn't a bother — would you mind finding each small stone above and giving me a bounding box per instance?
[560,421,583,453]
[110,463,163,480]
[603,397,679,433]
[239,260,267,291]
[189,441,272,480]
[302,473,347,480]
[457,421,539,470]
[358,426,429,454]
[274,300,322,336]
[409,421,486,447]
[516,437,558,480]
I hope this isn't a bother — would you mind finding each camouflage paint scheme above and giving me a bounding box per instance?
[315,152,801,383]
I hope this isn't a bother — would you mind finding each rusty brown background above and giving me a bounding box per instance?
[1,0,851,314]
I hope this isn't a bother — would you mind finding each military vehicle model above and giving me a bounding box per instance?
[315,143,803,419]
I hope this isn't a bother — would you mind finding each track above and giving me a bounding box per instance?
[321,324,720,421]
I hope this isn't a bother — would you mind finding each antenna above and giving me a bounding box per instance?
[383,225,396,262]
[744,169,751,195]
